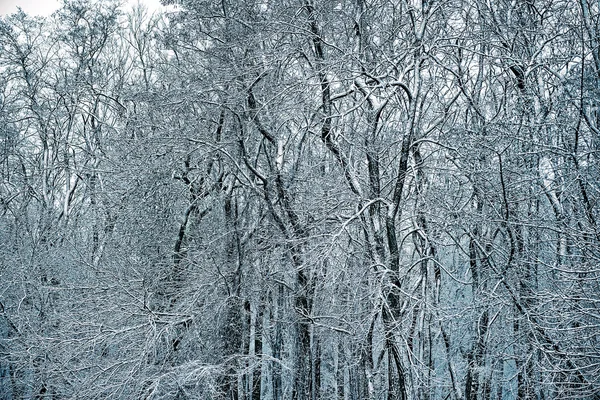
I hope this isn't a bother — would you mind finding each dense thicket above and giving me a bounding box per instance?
[1,0,599,399]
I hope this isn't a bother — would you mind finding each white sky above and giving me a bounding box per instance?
[0,0,166,16]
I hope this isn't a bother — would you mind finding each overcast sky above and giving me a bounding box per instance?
[0,0,165,16]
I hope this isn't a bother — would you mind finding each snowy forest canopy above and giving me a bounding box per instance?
[1,0,600,399]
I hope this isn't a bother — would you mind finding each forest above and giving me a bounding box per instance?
[1,0,599,399]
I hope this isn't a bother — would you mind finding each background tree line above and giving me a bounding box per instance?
[0,0,599,399]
